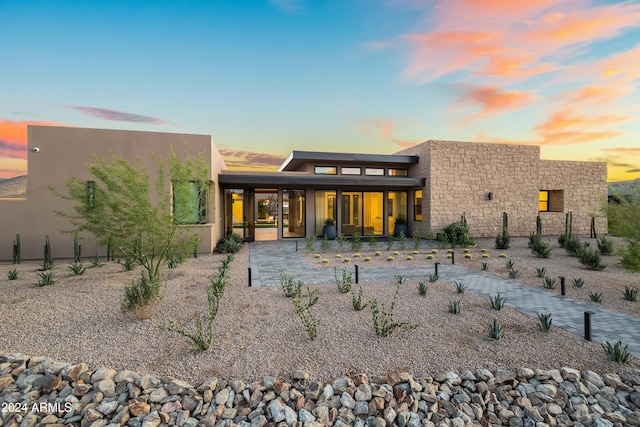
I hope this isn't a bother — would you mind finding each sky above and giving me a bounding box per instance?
[1,0,640,181]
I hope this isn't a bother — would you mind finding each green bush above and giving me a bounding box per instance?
[122,273,160,310]
[577,246,607,271]
[305,234,316,252]
[350,232,362,252]
[597,236,615,255]
[292,286,319,340]
[442,220,475,247]
[529,233,551,258]
[495,232,511,250]
[619,240,640,272]
[564,236,585,257]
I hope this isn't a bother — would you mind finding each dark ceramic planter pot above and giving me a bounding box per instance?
[393,223,408,237]
[322,225,337,240]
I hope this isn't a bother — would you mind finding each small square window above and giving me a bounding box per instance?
[341,167,361,175]
[365,168,384,176]
[314,166,337,175]
[539,190,564,212]
[388,169,408,177]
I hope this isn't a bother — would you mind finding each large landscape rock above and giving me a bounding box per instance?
[1,353,639,427]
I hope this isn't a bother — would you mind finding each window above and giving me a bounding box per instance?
[414,189,423,221]
[539,190,564,212]
[388,168,408,177]
[283,190,305,238]
[314,166,337,175]
[341,167,361,175]
[388,191,408,234]
[365,167,384,176]
[315,190,337,236]
[174,181,208,224]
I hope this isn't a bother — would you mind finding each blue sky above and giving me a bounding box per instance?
[2,0,640,180]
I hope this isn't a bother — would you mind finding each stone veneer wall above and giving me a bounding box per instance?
[537,160,608,236]
[397,141,607,239]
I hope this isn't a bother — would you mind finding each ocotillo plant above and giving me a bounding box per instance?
[12,234,21,264]
[536,215,542,235]
[565,211,573,238]
[44,235,52,265]
[106,237,113,261]
[73,233,82,263]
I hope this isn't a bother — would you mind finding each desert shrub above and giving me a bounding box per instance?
[122,258,136,271]
[619,240,640,272]
[320,235,330,252]
[412,230,421,250]
[572,277,584,288]
[508,269,521,279]
[597,236,615,255]
[495,232,511,250]
[589,292,603,303]
[162,254,232,350]
[334,267,353,294]
[442,219,475,247]
[7,269,19,280]
[558,233,569,248]
[454,281,466,294]
[369,276,417,337]
[281,274,301,298]
[292,286,319,340]
[564,236,585,257]
[529,233,551,258]
[352,286,367,311]
[305,234,316,252]
[577,246,607,271]
[89,255,103,268]
[337,233,347,252]
[122,273,159,312]
[542,277,557,289]
[535,267,547,278]
[368,233,378,249]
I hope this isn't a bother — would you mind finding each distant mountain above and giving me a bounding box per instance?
[0,175,27,198]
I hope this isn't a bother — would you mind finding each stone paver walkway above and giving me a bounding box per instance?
[249,240,640,358]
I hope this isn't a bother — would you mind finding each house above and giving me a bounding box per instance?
[0,126,608,260]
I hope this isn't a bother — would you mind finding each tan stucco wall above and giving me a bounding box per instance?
[0,126,226,261]
[397,140,607,238]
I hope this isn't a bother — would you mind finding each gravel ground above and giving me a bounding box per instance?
[1,237,638,386]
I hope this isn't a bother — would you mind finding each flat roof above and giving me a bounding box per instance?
[219,170,424,188]
[278,150,419,172]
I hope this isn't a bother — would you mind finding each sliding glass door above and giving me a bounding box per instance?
[340,191,383,235]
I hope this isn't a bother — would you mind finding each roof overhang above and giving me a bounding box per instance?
[278,150,419,172]
[219,171,425,188]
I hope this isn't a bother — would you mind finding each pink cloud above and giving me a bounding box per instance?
[67,106,168,124]
[218,147,285,170]
[455,85,537,120]
[351,118,420,148]
[534,109,627,145]
[397,1,640,82]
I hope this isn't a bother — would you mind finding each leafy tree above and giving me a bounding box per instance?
[54,145,209,287]
[607,181,640,271]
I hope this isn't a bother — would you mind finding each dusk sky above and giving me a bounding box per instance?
[1,0,640,181]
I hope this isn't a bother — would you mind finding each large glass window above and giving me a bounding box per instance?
[315,190,337,236]
[414,189,423,221]
[283,189,305,238]
[314,166,337,175]
[388,191,408,235]
[340,191,383,235]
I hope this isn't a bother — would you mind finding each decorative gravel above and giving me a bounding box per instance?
[1,239,638,385]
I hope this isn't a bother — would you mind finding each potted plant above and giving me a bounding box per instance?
[322,218,337,240]
[393,215,408,237]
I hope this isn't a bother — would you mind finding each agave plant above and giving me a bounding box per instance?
[454,281,466,294]
[542,277,557,289]
[589,292,603,303]
[448,300,461,314]
[488,319,504,340]
[489,294,505,310]
[601,341,631,363]
[572,277,584,288]
[535,267,547,278]
[623,286,638,302]
[537,313,553,332]
[417,281,428,296]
